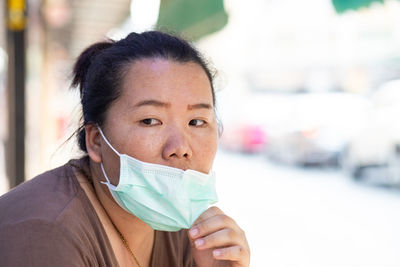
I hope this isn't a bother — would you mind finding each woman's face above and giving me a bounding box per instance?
[98,58,218,182]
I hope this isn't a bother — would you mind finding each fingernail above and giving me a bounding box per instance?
[194,239,204,248]
[189,227,199,238]
[213,250,221,257]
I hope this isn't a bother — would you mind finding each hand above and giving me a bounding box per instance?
[188,206,250,267]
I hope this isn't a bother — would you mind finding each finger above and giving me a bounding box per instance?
[193,228,241,250]
[212,245,247,262]
[192,206,223,226]
[189,213,241,240]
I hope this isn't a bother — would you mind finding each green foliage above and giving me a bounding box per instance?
[156,0,228,41]
[332,0,384,13]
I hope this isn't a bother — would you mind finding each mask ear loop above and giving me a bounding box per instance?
[100,163,112,185]
[97,125,120,187]
[97,125,121,156]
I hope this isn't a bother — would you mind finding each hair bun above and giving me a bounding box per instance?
[71,40,115,96]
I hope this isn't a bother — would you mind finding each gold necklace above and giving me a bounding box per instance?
[69,162,142,267]
[115,228,142,267]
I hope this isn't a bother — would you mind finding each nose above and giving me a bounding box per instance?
[162,126,192,161]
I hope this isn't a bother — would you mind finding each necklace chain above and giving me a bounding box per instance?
[116,228,142,267]
[69,162,142,267]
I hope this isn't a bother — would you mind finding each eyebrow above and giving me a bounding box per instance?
[187,103,212,110]
[134,100,171,109]
[134,99,212,110]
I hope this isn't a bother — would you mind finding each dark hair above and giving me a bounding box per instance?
[71,31,216,152]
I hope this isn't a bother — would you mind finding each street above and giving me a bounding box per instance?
[214,150,400,267]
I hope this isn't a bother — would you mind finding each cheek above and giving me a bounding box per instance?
[194,131,219,170]
[123,128,165,161]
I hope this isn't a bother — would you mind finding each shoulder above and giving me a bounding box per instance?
[0,159,116,266]
[0,162,80,225]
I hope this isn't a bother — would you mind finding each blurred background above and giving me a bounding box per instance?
[2,0,400,266]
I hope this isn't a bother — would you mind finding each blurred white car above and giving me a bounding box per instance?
[265,92,369,166]
[341,80,400,185]
[266,127,344,166]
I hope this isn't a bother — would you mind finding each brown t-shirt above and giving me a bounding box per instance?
[0,159,196,266]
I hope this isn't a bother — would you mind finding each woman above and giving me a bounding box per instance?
[0,31,250,266]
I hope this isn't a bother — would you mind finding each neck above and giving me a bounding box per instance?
[89,160,155,265]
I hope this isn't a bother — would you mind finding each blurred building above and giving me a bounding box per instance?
[26,0,131,178]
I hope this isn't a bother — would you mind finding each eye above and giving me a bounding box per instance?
[189,119,206,127]
[140,118,162,126]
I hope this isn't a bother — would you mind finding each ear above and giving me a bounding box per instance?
[86,124,102,163]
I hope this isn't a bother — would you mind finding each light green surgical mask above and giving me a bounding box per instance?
[98,127,218,232]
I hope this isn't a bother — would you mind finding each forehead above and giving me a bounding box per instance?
[120,58,213,104]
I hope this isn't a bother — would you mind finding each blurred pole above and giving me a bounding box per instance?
[6,0,26,188]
